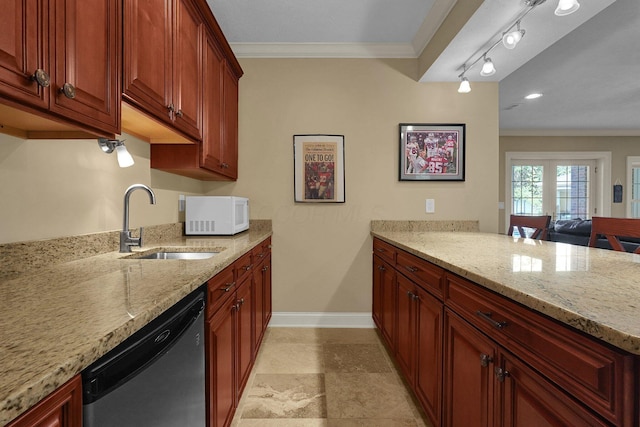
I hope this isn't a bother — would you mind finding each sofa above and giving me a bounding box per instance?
[548,218,640,252]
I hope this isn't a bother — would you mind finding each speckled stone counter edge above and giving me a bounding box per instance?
[370,219,480,232]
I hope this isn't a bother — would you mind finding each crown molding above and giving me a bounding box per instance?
[230,42,418,58]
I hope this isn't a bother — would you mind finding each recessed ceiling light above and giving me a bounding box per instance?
[525,93,543,100]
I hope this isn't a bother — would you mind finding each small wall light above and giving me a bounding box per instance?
[98,138,135,168]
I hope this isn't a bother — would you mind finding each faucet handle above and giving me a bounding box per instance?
[138,227,144,248]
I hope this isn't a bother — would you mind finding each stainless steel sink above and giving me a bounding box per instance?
[130,251,218,260]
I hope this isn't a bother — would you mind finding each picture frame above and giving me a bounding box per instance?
[399,123,466,181]
[293,134,345,203]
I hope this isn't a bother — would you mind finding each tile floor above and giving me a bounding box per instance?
[231,327,432,427]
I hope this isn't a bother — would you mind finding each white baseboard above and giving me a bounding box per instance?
[269,312,375,328]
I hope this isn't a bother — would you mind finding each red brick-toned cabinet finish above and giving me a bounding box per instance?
[6,375,82,427]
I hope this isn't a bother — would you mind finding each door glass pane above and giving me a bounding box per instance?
[632,167,640,218]
[555,165,590,220]
[511,165,544,215]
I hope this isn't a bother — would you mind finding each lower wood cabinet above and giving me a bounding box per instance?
[372,237,637,427]
[206,238,272,427]
[6,375,82,427]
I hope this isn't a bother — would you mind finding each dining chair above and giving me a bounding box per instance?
[508,215,551,240]
[588,216,640,254]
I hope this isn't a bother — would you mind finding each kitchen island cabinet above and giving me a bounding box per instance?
[372,233,639,427]
[0,0,121,138]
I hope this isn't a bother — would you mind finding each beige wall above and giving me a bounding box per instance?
[0,132,203,243]
[204,58,500,313]
[0,58,499,313]
[499,135,640,232]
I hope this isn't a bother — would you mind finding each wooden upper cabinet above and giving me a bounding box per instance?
[123,0,202,141]
[201,31,225,174]
[49,0,121,135]
[0,0,120,137]
[0,0,48,108]
[221,61,239,178]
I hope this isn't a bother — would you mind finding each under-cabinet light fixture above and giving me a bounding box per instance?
[98,138,135,168]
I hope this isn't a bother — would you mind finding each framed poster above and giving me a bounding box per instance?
[399,123,466,181]
[293,134,345,203]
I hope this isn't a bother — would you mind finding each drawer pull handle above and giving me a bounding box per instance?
[480,353,493,367]
[495,367,510,382]
[404,266,418,273]
[378,265,386,271]
[242,264,253,271]
[376,248,386,253]
[220,282,236,292]
[476,310,508,329]
[407,291,419,301]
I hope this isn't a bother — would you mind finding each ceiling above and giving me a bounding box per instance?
[207,0,640,136]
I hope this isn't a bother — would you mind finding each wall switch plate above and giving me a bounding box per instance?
[179,194,185,212]
[498,202,505,210]
[426,199,435,213]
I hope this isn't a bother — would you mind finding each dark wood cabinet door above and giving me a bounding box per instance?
[201,30,225,174]
[235,276,253,402]
[380,260,396,351]
[123,0,173,125]
[443,309,496,427]
[0,0,48,108]
[207,297,236,427]
[500,352,608,427]
[252,260,265,357]
[415,286,443,427]
[6,375,82,427]
[372,255,384,330]
[396,274,416,385]
[221,62,239,178]
[50,0,120,134]
[172,0,202,139]
[262,253,272,327]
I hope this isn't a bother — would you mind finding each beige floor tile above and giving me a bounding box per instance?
[266,327,379,344]
[323,344,392,373]
[256,343,325,374]
[324,373,416,419]
[234,419,329,426]
[241,374,327,419]
[327,419,419,427]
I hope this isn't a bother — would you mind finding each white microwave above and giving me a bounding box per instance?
[185,196,249,235]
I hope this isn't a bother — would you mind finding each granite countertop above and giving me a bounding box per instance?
[371,229,640,356]
[0,222,272,426]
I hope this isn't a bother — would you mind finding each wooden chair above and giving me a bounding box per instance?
[508,215,551,240]
[588,216,640,254]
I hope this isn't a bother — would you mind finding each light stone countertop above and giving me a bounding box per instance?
[372,230,640,356]
[0,223,272,427]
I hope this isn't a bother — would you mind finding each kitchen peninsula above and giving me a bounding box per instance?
[0,221,271,426]
[372,222,639,426]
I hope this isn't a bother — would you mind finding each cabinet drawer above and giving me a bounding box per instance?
[234,252,254,283]
[207,265,236,318]
[396,251,444,298]
[252,237,271,264]
[445,273,635,426]
[373,238,396,265]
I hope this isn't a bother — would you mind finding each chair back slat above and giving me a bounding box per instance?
[508,215,551,240]
[588,217,640,254]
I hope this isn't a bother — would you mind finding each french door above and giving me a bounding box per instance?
[510,159,596,221]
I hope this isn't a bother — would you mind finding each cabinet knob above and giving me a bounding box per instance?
[262,265,269,272]
[31,69,50,88]
[175,109,183,118]
[495,367,510,382]
[60,83,76,99]
[480,353,493,367]
[220,162,229,169]
[378,265,386,271]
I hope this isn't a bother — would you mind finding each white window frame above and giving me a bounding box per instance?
[626,156,640,218]
[505,152,611,234]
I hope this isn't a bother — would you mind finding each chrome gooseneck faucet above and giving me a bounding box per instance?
[120,184,156,253]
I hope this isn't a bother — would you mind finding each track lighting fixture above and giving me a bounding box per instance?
[480,57,496,77]
[503,21,525,49]
[454,0,579,92]
[555,0,580,16]
[98,138,135,168]
[458,77,471,93]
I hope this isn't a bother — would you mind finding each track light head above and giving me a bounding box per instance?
[503,28,525,49]
[480,57,496,77]
[458,77,471,93]
[555,0,580,16]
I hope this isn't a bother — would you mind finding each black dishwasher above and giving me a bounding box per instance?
[82,286,206,427]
